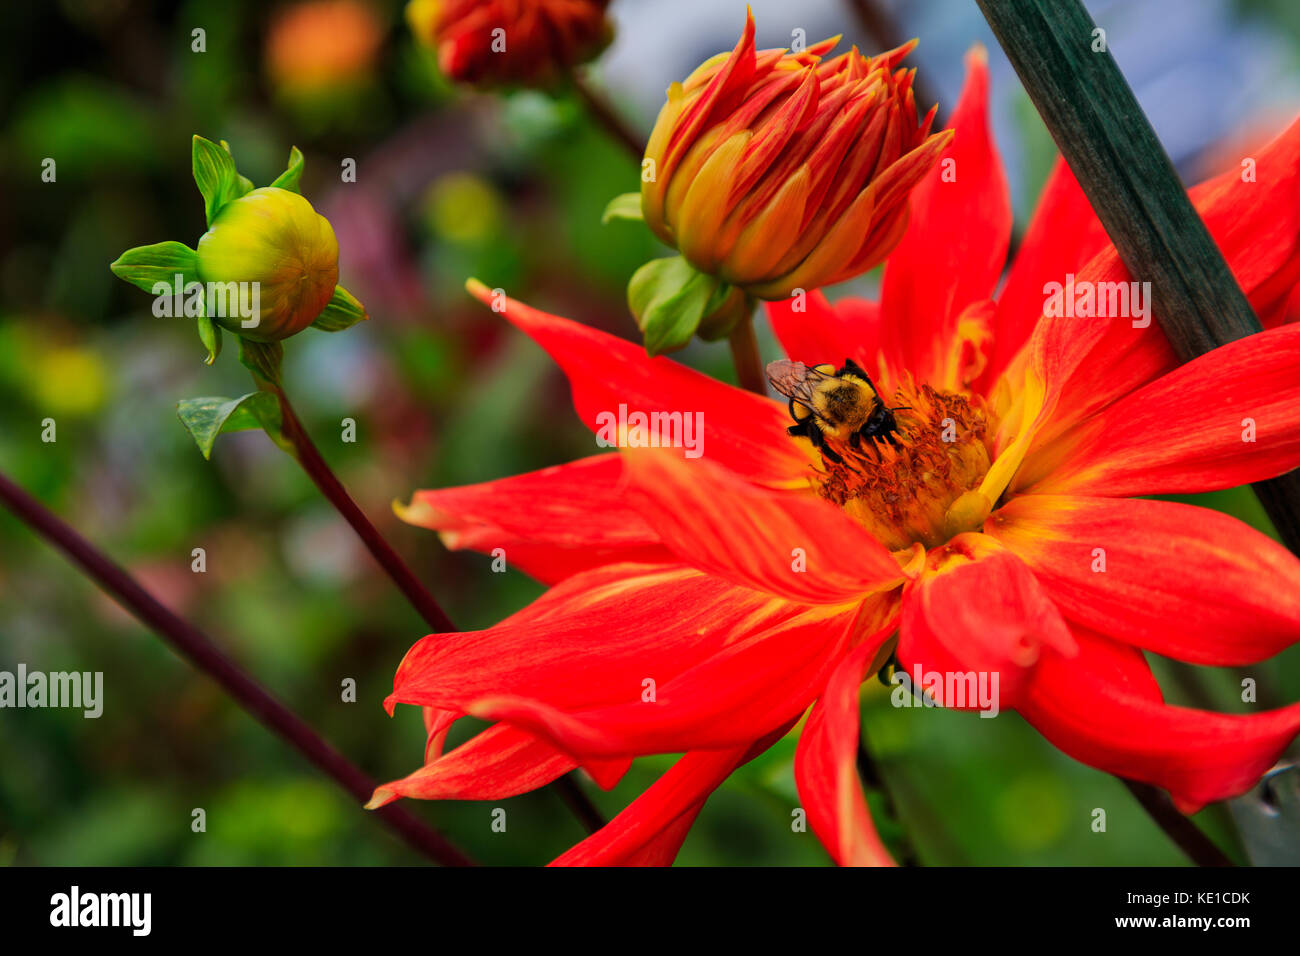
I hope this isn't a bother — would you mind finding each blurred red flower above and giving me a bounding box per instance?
[407,0,612,87]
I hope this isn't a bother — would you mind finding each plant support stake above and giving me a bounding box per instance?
[976,0,1300,556]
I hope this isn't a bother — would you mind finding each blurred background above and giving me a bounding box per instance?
[1,0,1298,866]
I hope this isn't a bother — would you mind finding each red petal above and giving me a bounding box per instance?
[549,724,794,867]
[467,600,885,759]
[766,291,882,371]
[398,454,672,584]
[977,157,1108,392]
[1019,113,1300,453]
[466,281,805,484]
[989,495,1300,665]
[1022,628,1300,814]
[878,48,1011,384]
[368,723,575,806]
[794,632,897,866]
[1026,323,1300,496]
[385,564,814,717]
[898,536,1076,711]
[622,449,904,604]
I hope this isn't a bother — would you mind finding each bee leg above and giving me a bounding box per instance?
[849,430,862,449]
[809,428,843,465]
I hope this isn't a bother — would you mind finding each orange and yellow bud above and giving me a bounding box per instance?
[642,11,952,300]
[196,187,339,343]
[407,0,613,88]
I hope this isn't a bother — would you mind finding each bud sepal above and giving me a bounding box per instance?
[628,255,753,356]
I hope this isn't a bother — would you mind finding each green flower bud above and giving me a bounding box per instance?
[195,186,339,342]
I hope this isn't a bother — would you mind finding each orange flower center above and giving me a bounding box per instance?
[804,377,994,550]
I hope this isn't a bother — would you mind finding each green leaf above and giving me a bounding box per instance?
[109,241,199,295]
[176,392,282,460]
[192,135,244,225]
[269,146,305,194]
[310,285,368,332]
[238,337,284,385]
[220,141,256,197]
[197,316,222,365]
[601,192,644,225]
[628,256,722,355]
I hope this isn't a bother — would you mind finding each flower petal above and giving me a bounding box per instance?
[978,157,1108,392]
[467,600,886,759]
[988,494,1300,665]
[1018,113,1300,455]
[794,631,897,866]
[368,723,576,807]
[385,563,809,717]
[1021,628,1300,814]
[397,454,672,584]
[466,280,804,483]
[878,47,1011,384]
[1025,322,1300,496]
[765,291,881,372]
[622,448,905,604]
[898,535,1075,710]
[549,723,794,867]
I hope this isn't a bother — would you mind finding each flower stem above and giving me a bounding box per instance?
[975,0,1300,556]
[1121,779,1234,867]
[268,383,608,834]
[0,468,473,867]
[856,740,920,865]
[728,313,768,396]
[270,384,456,633]
[571,72,646,162]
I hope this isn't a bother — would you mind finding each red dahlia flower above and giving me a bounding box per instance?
[374,54,1300,865]
[406,0,612,87]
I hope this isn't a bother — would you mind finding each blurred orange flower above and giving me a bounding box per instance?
[265,0,383,96]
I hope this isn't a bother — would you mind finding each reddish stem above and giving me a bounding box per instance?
[0,468,473,867]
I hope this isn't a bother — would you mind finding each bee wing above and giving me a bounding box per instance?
[765,360,835,406]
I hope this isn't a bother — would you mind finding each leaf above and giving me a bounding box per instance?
[176,392,282,460]
[109,241,199,295]
[310,285,368,332]
[628,255,722,355]
[192,135,244,225]
[220,141,256,198]
[197,316,222,365]
[269,146,305,193]
[238,337,284,385]
[601,191,644,224]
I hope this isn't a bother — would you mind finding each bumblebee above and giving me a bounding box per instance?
[766,358,902,464]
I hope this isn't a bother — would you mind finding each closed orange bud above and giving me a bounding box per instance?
[642,11,952,300]
[407,0,613,88]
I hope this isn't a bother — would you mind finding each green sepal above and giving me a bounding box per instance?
[109,241,199,295]
[176,391,283,460]
[628,255,748,355]
[601,192,644,225]
[193,135,249,225]
[238,336,284,386]
[310,285,368,332]
[269,146,305,194]
[197,316,222,365]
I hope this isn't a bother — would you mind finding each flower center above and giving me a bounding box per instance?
[799,376,993,551]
